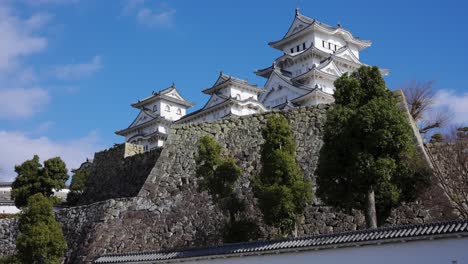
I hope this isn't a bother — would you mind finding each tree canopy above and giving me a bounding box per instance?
[16,193,67,264]
[317,66,430,228]
[12,155,69,208]
[66,167,90,205]
[253,113,313,236]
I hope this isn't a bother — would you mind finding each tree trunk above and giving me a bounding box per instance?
[293,220,298,238]
[365,188,377,229]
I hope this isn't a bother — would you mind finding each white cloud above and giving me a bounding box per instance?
[0,130,101,182]
[0,87,50,119]
[122,0,146,14]
[23,0,80,6]
[136,7,175,28]
[53,55,102,80]
[0,5,48,73]
[434,89,468,124]
[123,1,175,29]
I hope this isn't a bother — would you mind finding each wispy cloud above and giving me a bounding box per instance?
[136,7,175,28]
[23,0,80,6]
[434,89,468,124]
[0,130,101,182]
[123,0,175,29]
[0,5,48,73]
[53,55,103,80]
[0,87,50,119]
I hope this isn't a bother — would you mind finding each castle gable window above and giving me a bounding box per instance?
[153,105,158,112]
[176,108,182,115]
[165,105,170,112]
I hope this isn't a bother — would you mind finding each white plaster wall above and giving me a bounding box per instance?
[314,31,347,55]
[0,187,10,196]
[348,43,360,59]
[158,126,167,134]
[0,205,20,214]
[283,34,313,55]
[178,237,468,264]
[160,101,184,121]
[229,87,258,101]
[263,84,305,108]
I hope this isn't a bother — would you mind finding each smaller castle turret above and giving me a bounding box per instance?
[115,84,193,150]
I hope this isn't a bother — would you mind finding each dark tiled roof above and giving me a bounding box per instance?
[0,182,12,187]
[94,219,468,263]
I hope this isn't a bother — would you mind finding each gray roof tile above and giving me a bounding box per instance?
[94,219,468,263]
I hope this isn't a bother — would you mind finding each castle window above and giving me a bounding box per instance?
[236,94,241,100]
[322,40,326,48]
[176,108,182,115]
[290,48,294,53]
[328,43,332,49]
[303,43,306,50]
[165,105,170,112]
[153,105,158,112]
[296,45,300,52]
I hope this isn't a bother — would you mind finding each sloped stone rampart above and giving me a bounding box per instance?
[79,144,161,205]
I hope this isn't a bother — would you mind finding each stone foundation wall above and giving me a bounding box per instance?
[0,106,459,263]
[59,106,371,263]
[79,144,161,205]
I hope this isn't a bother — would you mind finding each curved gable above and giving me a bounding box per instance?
[318,59,342,76]
[128,110,155,128]
[335,47,361,64]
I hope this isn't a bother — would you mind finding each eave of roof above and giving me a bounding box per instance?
[131,85,194,108]
[202,73,263,95]
[268,69,313,92]
[94,219,468,264]
[115,114,170,136]
[291,88,334,103]
[268,11,371,51]
[254,65,274,78]
[176,97,265,124]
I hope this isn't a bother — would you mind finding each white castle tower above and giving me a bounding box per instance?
[177,71,266,124]
[256,9,386,109]
[116,84,193,150]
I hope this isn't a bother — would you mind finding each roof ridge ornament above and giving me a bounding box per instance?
[295,7,300,15]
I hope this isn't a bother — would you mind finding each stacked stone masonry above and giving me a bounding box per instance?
[0,218,17,256]
[79,144,161,205]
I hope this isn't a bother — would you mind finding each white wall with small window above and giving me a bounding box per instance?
[229,86,258,101]
[284,34,313,55]
[159,101,186,121]
[314,32,346,54]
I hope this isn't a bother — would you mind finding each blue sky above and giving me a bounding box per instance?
[0,0,467,181]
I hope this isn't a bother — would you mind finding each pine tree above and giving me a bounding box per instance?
[67,168,90,205]
[12,155,69,208]
[317,66,431,228]
[16,193,67,264]
[253,113,313,236]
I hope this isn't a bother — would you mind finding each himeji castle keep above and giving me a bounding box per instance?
[116,9,387,151]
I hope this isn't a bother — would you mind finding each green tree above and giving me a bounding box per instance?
[16,193,67,264]
[253,113,313,236]
[12,155,68,208]
[196,135,260,242]
[317,66,430,228]
[66,168,90,205]
[429,133,444,143]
